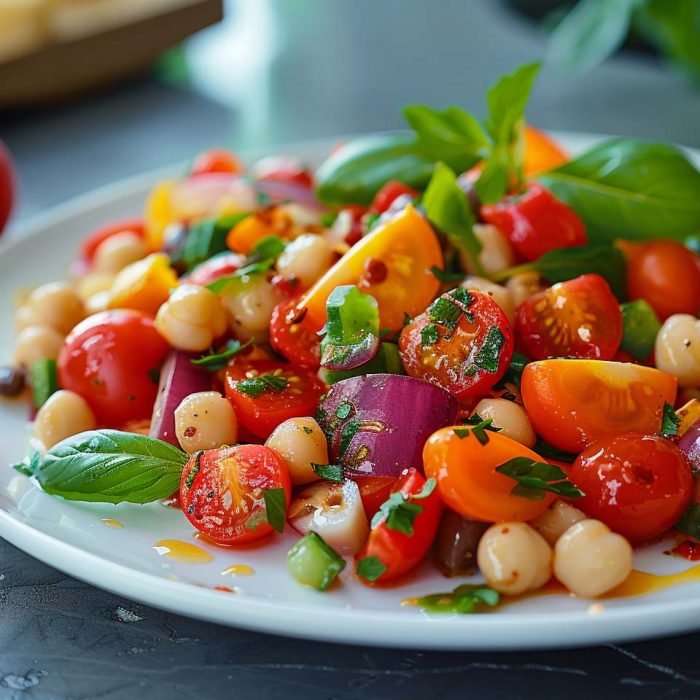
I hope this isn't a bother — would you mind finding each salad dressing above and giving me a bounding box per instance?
[101,518,124,529]
[153,539,214,564]
[221,564,254,576]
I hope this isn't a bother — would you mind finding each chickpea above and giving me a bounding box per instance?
[462,277,516,324]
[530,500,586,546]
[477,522,552,595]
[265,417,329,485]
[222,277,281,340]
[554,519,633,598]
[279,202,322,229]
[93,232,146,274]
[13,325,64,366]
[174,391,238,453]
[655,314,700,388]
[276,234,333,288]
[14,304,42,331]
[77,272,115,302]
[465,224,516,275]
[34,390,96,449]
[85,291,113,315]
[470,398,536,447]
[155,284,227,352]
[24,282,84,335]
[505,271,545,307]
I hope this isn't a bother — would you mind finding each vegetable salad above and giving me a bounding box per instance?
[6,63,700,612]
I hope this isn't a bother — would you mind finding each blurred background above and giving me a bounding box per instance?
[1,0,699,225]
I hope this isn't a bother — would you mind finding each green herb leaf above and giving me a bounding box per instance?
[30,359,59,408]
[453,427,470,439]
[676,503,700,540]
[429,265,464,283]
[263,488,287,533]
[252,235,286,260]
[415,583,500,614]
[420,323,440,347]
[413,477,437,500]
[173,213,248,272]
[190,339,252,371]
[465,416,500,445]
[20,430,188,504]
[371,492,424,535]
[472,326,506,374]
[312,464,344,482]
[356,555,388,582]
[206,258,274,295]
[661,402,681,439]
[533,438,578,464]
[621,300,661,360]
[494,351,528,392]
[236,373,288,398]
[496,457,584,500]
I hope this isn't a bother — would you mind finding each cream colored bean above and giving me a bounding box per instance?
[655,314,700,388]
[174,391,238,453]
[85,291,113,315]
[477,522,552,595]
[505,271,546,307]
[530,500,586,546]
[279,202,322,229]
[222,277,281,339]
[462,277,516,324]
[470,398,536,447]
[276,234,333,288]
[93,232,146,274]
[465,224,516,275]
[34,390,96,449]
[24,282,84,335]
[156,284,227,352]
[77,272,115,301]
[14,304,42,331]
[13,325,64,366]
[554,519,633,598]
[266,417,329,485]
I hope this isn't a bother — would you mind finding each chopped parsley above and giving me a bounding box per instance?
[463,415,500,445]
[312,464,344,482]
[676,503,700,540]
[429,265,465,283]
[421,323,440,347]
[302,426,314,435]
[356,556,387,582]
[496,457,584,500]
[191,339,252,371]
[428,296,463,332]
[660,402,680,439]
[371,478,436,535]
[472,326,505,374]
[335,401,353,420]
[236,373,288,398]
[415,584,500,614]
[262,488,286,533]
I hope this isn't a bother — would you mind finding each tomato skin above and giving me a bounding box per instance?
[399,289,514,402]
[351,475,397,518]
[623,240,700,321]
[355,468,442,583]
[0,140,16,234]
[423,427,555,522]
[569,433,693,544]
[516,274,623,360]
[481,183,587,262]
[370,180,419,214]
[58,310,170,426]
[180,444,291,544]
[253,156,313,189]
[78,218,145,265]
[224,360,326,440]
[523,127,569,177]
[521,359,677,453]
[268,296,321,371]
[187,252,244,286]
[190,148,243,177]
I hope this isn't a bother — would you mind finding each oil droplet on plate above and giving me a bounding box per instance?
[221,564,254,577]
[153,539,214,564]
[101,518,124,529]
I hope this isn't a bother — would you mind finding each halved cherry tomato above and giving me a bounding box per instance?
[268,296,321,370]
[423,427,555,522]
[180,444,291,544]
[516,274,622,360]
[252,156,313,189]
[187,252,245,286]
[481,182,587,262]
[294,205,442,333]
[78,218,145,265]
[355,468,442,584]
[523,126,569,177]
[58,310,170,426]
[569,433,693,544]
[225,360,326,439]
[622,239,700,321]
[190,148,243,177]
[370,180,419,214]
[399,288,514,402]
[521,359,677,453]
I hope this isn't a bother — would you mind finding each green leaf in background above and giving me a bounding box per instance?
[620,299,661,360]
[676,503,700,540]
[19,430,188,504]
[174,212,248,272]
[538,139,700,242]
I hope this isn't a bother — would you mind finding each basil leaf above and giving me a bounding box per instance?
[22,430,188,504]
[263,488,286,533]
[251,235,286,261]
[311,464,344,482]
[356,555,387,582]
[236,373,288,397]
[173,213,248,272]
[496,457,584,499]
[676,503,700,540]
[191,339,252,371]
[538,139,700,242]
[415,584,500,614]
[661,402,681,439]
[206,258,274,295]
[621,300,661,360]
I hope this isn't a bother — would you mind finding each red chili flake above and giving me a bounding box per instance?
[362,258,388,285]
[184,426,197,438]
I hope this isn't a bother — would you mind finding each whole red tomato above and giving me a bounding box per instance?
[0,140,16,234]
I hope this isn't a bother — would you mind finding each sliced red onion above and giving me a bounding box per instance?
[679,418,700,470]
[317,374,460,478]
[149,351,213,446]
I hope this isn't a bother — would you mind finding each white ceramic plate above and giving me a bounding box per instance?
[2,134,700,651]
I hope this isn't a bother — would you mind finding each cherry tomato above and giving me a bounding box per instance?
[225,360,326,440]
[423,427,555,522]
[0,140,16,235]
[523,126,569,177]
[351,475,398,518]
[180,444,291,544]
[569,433,693,544]
[78,218,145,266]
[481,182,587,262]
[399,288,514,402]
[370,180,419,214]
[187,252,244,286]
[355,468,442,584]
[516,274,622,360]
[622,240,700,320]
[190,148,243,177]
[521,359,677,453]
[252,156,313,189]
[268,296,321,370]
[294,205,442,333]
[58,310,170,426]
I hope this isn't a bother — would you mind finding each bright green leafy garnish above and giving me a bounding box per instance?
[494,351,528,393]
[472,326,506,374]
[415,584,500,614]
[262,488,287,533]
[420,323,440,347]
[311,464,344,482]
[370,478,436,536]
[173,212,248,272]
[251,235,286,261]
[660,402,681,439]
[429,265,464,283]
[190,339,252,371]
[462,415,501,445]
[496,457,584,500]
[620,299,661,360]
[236,373,288,397]
[356,555,388,582]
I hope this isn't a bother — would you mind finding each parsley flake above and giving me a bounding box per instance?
[262,488,286,533]
[312,464,344,482]
[496,457,584,500]
[472,326,506,374]
[421,323,440,347]
[356,556,387,582]
[660,402,680,439]
[415,584,500,614]
[371,492,424,534]
[236,373,288,398]
[463,415,500,445]
[191,339,252,371]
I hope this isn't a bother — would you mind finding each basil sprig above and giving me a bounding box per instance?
[15,430,188,504]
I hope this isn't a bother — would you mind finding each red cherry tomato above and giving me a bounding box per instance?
[78,218,145,266]
[268,296,321,371]
[224,360,326,440]
[370,180,419,214]
[190,148,243,177]
[180,444,291,544]
[569,433,693,544]
[399,288,514,402]
[0,140,16,234]
[516,274,623,360]
[252,156,313,189]
[187,252,245,286]
[351,475,398,518]
[58,310,169,426]
[355,468,442,584]
[481,182,587,262]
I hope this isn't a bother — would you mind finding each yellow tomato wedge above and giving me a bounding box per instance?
[294,205,442,332]
[523,126,569,177]
[109,253,178,315]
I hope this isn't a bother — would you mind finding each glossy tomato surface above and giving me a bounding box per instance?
[516,274,622,360]
[268,296,321,370]
[370,180,419,214]
[180,444,291,544]
[0,140,15,234]
[569,433,693,544]
[187,252,244,286]
[253,156,313,189]
[190,148,243,177]
[58,310,170,426]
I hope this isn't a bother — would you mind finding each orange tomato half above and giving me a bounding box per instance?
[521,359,677,453]
[523,126,569,177]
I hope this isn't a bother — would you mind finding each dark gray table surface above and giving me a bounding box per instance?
[2,1,700,697]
